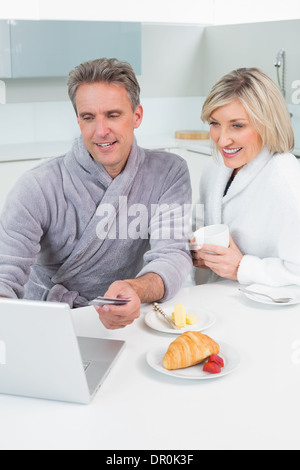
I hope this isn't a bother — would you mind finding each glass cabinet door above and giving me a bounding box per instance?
[0,21,12,78]
[1,20,141,79]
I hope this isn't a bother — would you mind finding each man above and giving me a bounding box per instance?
[0,58,192,329]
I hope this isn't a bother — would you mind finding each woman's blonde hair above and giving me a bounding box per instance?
[201,68,294,155]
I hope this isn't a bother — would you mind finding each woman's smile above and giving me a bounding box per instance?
[222,147,243,158]
[209,99,263,172]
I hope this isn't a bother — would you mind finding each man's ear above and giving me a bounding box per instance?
[133,104,143,129]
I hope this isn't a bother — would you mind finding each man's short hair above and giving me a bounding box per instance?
[68,57,140,114]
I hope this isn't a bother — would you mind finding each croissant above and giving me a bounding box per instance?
[163,331,220,370]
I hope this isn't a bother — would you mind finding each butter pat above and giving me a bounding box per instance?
[172,309,197,327]
[173,303,187,328]
[186,314,197,325]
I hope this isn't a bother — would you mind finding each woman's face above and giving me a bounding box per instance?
[209,99,263,173]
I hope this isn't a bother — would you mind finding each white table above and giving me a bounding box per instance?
[1,280,300,450]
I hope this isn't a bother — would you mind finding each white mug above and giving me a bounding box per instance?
[193,224,230,249]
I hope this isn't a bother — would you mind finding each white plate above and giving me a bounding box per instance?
[144,306,216,335]
[146,341,240,380]
[240,284,300,306]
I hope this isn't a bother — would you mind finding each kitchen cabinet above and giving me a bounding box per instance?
[0,20,141,79]
[0,22,11,78]
[165,148,210,204]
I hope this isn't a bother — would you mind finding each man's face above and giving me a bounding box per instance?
[76,82,143,178]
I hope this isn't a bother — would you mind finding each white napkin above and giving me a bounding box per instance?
[244,284,300,304]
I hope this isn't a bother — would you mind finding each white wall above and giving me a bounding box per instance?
[0,0,214,24]
[202,19,300,148]
[203,19,300,103]
[139,24,205,99]
[2,0,300,24]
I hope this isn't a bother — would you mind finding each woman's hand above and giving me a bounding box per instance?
[192,234,243,280]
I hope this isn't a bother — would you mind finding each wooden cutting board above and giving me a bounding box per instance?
[175,130,210,140]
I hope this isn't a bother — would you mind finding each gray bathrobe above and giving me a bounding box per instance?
[0,136,192,307]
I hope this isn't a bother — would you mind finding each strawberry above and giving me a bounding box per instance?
[209,354,224,368]
[203,361,222,374]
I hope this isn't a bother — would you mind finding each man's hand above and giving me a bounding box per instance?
[94,273,165,330]
[94,280,141,330]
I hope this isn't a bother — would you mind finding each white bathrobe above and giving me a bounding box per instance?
[199,147,300,286]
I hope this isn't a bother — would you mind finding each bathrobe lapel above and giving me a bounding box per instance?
[205,147,273,225]
[204,161,231,225]
[51,136,144,284]
[223,147,273,204]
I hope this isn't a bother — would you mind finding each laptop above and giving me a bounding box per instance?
[0,298,125,404]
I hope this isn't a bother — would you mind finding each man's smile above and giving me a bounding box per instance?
[95,141,118,150]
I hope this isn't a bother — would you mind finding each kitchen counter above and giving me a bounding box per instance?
[0,140,75,162]
[1,279,300,450]
[136,134,212,155]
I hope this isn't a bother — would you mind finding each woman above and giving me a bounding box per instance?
[192,67,300,287]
